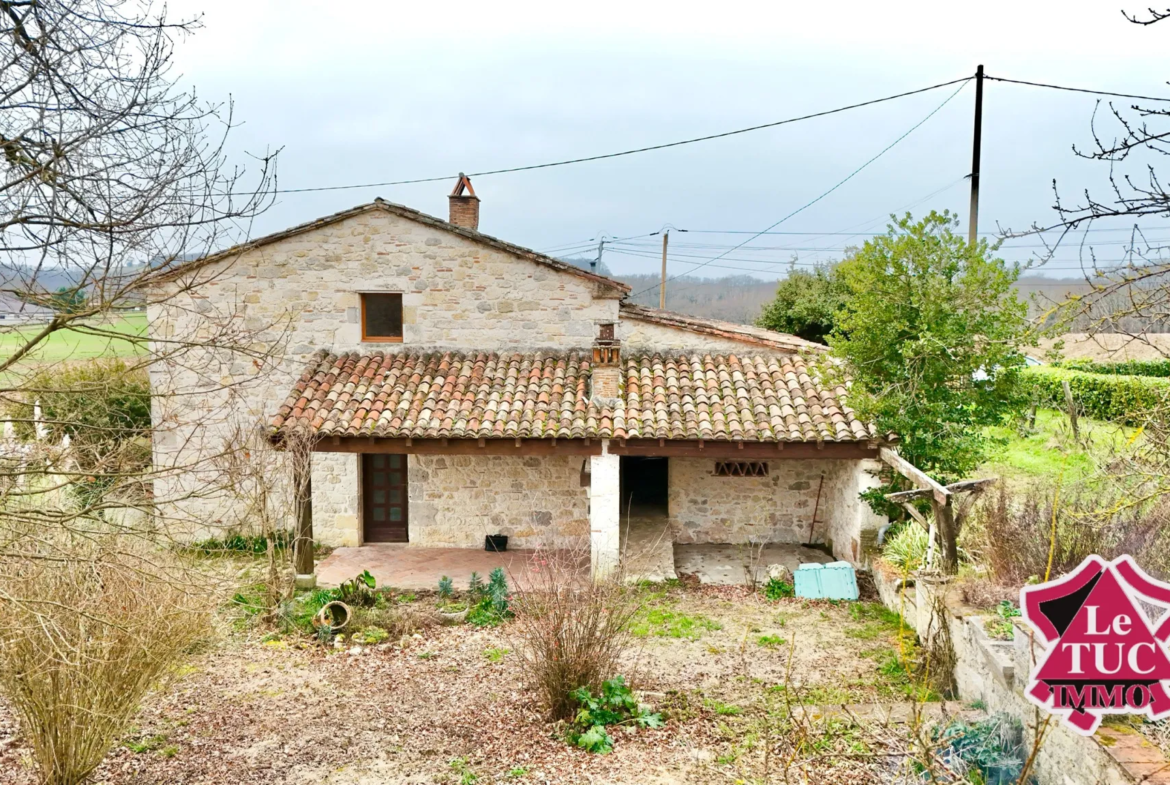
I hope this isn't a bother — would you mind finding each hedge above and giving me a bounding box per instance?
[1056,358,1170,378]
[1022,365,1170,425]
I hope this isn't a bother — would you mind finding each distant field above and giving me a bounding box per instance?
[1038,332,1170,362]
[0,312,146,365]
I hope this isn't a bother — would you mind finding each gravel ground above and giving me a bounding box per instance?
[0,586,931,784]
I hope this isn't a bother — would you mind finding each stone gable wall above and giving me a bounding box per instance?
[620,317,784,354]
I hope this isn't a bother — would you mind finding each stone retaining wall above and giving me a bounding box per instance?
[872,561,1169,785]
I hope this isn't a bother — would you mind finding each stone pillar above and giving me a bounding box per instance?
[590,441,620,581]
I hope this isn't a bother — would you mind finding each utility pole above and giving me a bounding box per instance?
[968,64,984,247]
[593,238,605,274]
[659,230,669,309]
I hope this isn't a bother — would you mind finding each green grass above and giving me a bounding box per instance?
[705,699,743,716]
[630,606,723,640]
[0,312,146,364]
[756,634,785,648]
[981,408,1139,485]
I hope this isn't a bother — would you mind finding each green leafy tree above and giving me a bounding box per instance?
[830,211,1029,525]
[756,263,848,344]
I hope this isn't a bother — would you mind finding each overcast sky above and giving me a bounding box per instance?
[168,0,1167,280]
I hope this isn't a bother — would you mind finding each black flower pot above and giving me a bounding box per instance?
[485,534,508,552]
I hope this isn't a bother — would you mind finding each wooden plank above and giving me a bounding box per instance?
[314,437,602,456]
[885,477,997,503]
[610,439,878,460]
[900,501,929,530]
[292,467,313,576]
[879,447,950,505]
[307,437,875,460]
[932,498,959,574]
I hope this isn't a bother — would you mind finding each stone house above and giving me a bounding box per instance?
[147,176,885,578]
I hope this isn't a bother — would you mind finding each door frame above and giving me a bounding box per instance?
[361,453,409,543]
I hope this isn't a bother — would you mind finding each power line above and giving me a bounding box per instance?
[630,80,970,298]
[667,224,1169,237]
[268,76,973,195]
[985,75,1170,103]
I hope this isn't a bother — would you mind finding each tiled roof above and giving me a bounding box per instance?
[270,350,875,443]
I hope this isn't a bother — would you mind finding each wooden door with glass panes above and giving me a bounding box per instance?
[362,454,408,542]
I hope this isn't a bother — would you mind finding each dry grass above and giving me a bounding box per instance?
[965,484,1170,589]
[0,534,213,785]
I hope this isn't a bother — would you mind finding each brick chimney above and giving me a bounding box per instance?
[590,323,621,403]
[448,173,480,230]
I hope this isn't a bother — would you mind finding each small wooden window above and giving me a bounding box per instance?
[714,461,769,477]
[360,293,403,342]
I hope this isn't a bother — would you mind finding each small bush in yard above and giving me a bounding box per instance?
[763,576,794,600]
[0,534,212,785]
[882,523,929,572]
[438,575,454,599]
[984,601,1021,641]
[567,676,663,753]
[467,567,512,626]
[337,569,378,606]
[969,484,1170,586]
[508,549,644,720]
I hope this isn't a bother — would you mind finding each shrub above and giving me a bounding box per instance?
[0,535,212,785]
[763,577,794,600]
[968,484,1170,586]
[467,567,512,626]
[438,575,453,599]
[566,676,663,753]
[1022,365,1170,425]
[881,523,929,572]
[1058,358,1170,378]
[189,530,292,556]
[7,359,152,505]
[507,549,644,720]
[336,570,377,607]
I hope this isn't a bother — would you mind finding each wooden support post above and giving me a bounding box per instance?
[659,230,669,310]
[931,498,959,574]
[293,464,314,581]
[1062,379,1079,440]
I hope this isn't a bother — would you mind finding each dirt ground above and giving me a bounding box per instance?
[0,585,941,785]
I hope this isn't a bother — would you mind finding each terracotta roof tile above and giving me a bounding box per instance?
[270,350,875,443]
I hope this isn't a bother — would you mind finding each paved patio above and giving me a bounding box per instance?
[315,536,833,590]
[316,545,582,591]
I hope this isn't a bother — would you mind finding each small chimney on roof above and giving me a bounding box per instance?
[590,322,621,403]
[448,173,480,230]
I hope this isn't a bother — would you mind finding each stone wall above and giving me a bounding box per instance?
[667,457,879,555]
[620,317,781,354]
[304,452,590,549]
[147,207,621,536]
[409,454,589,549]
[873,565,1166,785]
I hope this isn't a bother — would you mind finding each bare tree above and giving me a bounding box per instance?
[1010,9,1170,345]
[0,0,288,542]
[0,3,295,782]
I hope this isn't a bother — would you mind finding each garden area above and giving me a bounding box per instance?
[0,550,1032,785]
